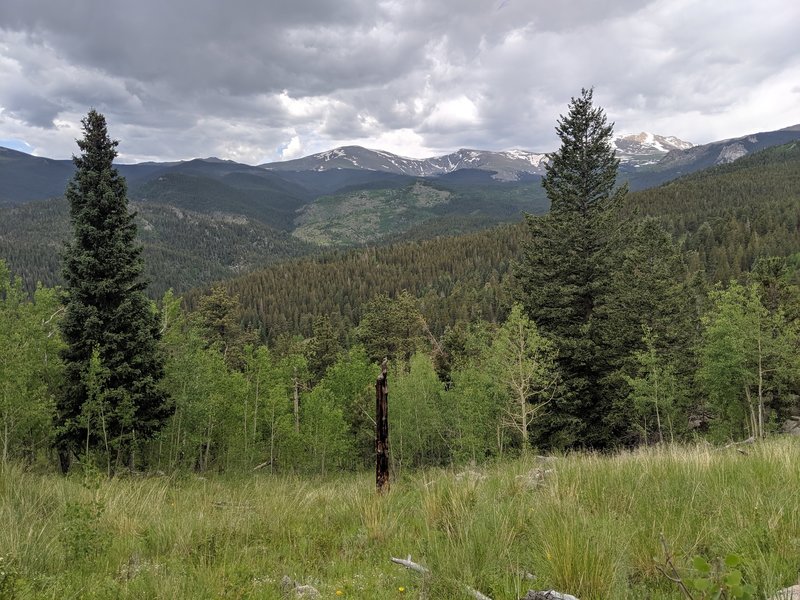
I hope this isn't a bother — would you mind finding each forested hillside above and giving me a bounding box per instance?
[0,170,546,295]
[3,137,798,301]
[626,141,800,281]
[191,141,800,342]
[183,223,526,340]
[0,198,312,297]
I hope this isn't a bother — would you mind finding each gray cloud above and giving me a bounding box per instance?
[0,0,798,162]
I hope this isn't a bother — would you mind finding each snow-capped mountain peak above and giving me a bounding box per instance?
[263,146,549,180]
[613,132,694,166]
[261,133,692,177]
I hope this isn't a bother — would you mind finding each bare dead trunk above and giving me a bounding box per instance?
[757,333,764,439]
[293,368,300,435]
[376,359,389,494]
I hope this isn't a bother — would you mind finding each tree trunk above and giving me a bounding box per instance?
[757,333,764,439]
[376,359,389,493]
[293,368,300,435]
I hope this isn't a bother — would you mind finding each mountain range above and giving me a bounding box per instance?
[262,146,549,181]
[261,132,694,180]
[3,123,800,208]
[1,122,800,294]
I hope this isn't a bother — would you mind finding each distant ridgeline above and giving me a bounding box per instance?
[0,133,800,328]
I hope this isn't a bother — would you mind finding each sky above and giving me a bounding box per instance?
[0,0,798,164]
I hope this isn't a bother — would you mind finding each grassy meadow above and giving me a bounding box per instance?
[1,439,799,599]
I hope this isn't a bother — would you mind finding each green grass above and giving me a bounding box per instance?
[1,440,799,599]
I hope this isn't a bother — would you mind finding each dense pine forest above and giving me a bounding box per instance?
[0,198,313,298]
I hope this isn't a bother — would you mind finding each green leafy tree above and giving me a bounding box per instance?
[57,110,170,472]
[516,88,626,448]
[443,321,505,462]
[306,314,343,383]
[624,326,683,444]
[597,219,697,442]
[357,291,427,363]
[195,285,255,371]
[313,346,375,467]
[435,320,494,382]
[243,346,301,473]
[446,363,504,463]
[698,282,798,440]
[390,352,449,470]
[162,323,245,471]
[489,304,560,453]
[301,386,354,475]
[0,261,63,464]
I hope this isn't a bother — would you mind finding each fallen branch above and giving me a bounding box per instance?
[390,555,491,599]
[212,500,253,510]
[390,555,429,574]
[724,436,755,449]
[389,554,578,600]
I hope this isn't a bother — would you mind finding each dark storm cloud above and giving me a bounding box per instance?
[0,0,798,162]
[0,0,420,96]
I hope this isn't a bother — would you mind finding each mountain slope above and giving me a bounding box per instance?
[626,124,800,189]
[130,170,311,231]
[0,146,74,205]
[613,132,693,166]
[290,174,548,247]
[0,198,313,297]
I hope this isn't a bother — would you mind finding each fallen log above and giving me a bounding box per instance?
[724,436,755,448]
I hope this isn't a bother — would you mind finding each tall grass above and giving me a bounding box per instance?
[1,439,798,599]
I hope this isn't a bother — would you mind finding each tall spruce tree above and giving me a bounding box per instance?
[57,110,170,472]
[516,88,626,448]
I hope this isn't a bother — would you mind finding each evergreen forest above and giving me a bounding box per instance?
[3,103,800,473]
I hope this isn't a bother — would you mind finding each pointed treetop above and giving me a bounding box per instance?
[543,87,622,214]
[73,109,119,171]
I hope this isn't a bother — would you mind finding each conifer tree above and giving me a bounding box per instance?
[516,88,626,448]
[57,110,170,472]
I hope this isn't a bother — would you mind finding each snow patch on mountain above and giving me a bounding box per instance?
[612,132,693,167]
[263,146,549,180]
[263,135,692,179]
